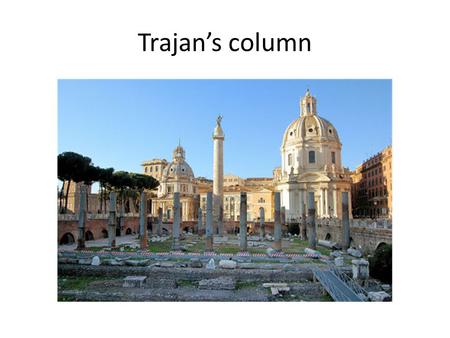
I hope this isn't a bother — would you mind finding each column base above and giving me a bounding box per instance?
[272,240,282,251]
[76,239,85,250]
[140,233,148,250]
[205,236,213,251]
[172,238,180,251]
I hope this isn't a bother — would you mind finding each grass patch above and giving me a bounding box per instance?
[147,240,172,253]
[319,293,334,302]
[248,247,268,254]
[214,245,241,254]
[236,281,260,289]
[184,241,205,253]
[58,295,79,302]
[58,276,109,291]
[176,279,196,287]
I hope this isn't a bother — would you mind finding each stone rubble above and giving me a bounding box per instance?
[368,291,391,302]
[334,257,344,266]
[304,248,321,258]
[123,276,147,288]
[347,247,363,258]
[124,259,150,267]
[198,276,236,290]
[189,258,203,268]
[77,258,92,265]
[219,259,237,269]
[206,258,216,270]
[91,256,101,266]
[331,250,342,258]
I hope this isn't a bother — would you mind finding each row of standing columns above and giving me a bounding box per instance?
[75,189,351,253]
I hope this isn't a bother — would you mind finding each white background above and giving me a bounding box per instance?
[1,0,449,337]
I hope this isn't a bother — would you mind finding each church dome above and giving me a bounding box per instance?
[281,89,341,150]
[162,144,195,180]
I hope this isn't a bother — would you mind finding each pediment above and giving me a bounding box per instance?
[297,172,331,183]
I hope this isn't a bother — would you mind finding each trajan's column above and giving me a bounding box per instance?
[213,115,224,235]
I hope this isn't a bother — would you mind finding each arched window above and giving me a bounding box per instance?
[331,151,336,164]
[308,150,315,163]
[288,154,292,166]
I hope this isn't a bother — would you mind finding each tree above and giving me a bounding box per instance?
[57,152,92,213]
[82,165,101,213]
[98,167,114,213]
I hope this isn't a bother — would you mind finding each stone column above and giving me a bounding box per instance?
[348,191,353,219]
[307,192,317,249]
[299,189,307,240]
[205,192,213,251]
[319,189,324,217]
[213,116,225,236]
[272,192,282,251]
[259,207,265,239]
[342,191,350,250]
[108,192,117,248]
[139,192,148,250]
[239,192,247,251]
[197,207,202,234]
[76,185,86,250]
[157,207,163,236]
[333,188,338,218]
[172,192,180,251]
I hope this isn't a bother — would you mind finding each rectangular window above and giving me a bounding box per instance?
[308,150,315,163]
[288,154,292,166]
[331,151,336,164]
[155,166,158,172]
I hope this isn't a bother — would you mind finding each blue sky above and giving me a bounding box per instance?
[58,79,391,186]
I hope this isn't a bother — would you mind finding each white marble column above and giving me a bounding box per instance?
[333,188,338,218]
[213,116,225,236]
[299,189,305,217]
[319,189,324,217]
[324,188,329,217]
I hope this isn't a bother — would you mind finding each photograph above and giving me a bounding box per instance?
[57,79,392,302]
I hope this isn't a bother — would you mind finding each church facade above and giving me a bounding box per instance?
[143,144,199,222]
[275,90,352,222]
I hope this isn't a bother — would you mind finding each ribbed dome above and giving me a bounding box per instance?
[281,90,340,150]
[163,161,195,178]
[162,145,195,180]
